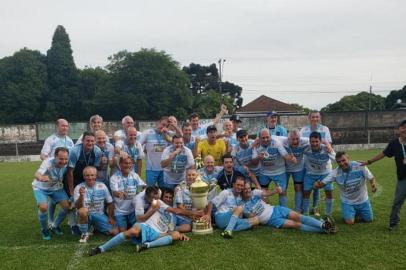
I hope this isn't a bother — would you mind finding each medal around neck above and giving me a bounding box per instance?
[190,175,213,235]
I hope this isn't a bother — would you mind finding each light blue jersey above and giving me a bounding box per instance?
[184,136,196,152]
[134,190,152,216]
[143,200,176,234]
[139,129,170,171]
[32,158,68,191]
[97,142,114,182]
[41,134,74,159]
[303,145,335,175]
[243,189,274,224]
[192,122,212,139]
[175,185,193,210]
[279,137,309,172]
[114,129,142,145]
[116,140,145,173]
[300,124,332,144]
[322,161,374,205]
[161,146,195,185]
[110,170,146,215]
[268,125,288,137]
[253,140,288,176]
[68,144,102,168]
[211,188,243,214]
[198,167,222,184]
[231,140,260,176]
[73,182,113,214]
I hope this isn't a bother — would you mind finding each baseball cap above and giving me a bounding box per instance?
[236,129,248,138]
[230,114,242,122]
[267,111,278,117]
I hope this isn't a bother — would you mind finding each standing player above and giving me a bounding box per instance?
[95,130,115,186]
[40,119,74,160]
[300,111,333,214]
[302,132,336,217]
[139,117,171,187]
[361,119,406,230]
[263,111,287,136]
[110,157,145,232]
[76,115,109,145]
[181,122,197,156]
[189,104,228,138]
[160,135,195,190]
[242,183,336,234]
[114,115,142,145]
[75,166,118,243]
[280,129,310,212]
[115,127,144,176]
[198,155,222,184]
[314,152,377,224]
[32,147,71,240]
[252,129,297,206]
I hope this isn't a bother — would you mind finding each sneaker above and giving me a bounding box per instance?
[323,216,337,234]
[51,226,63,236]
[41,229,51,240]
[221,230,233,239]
[71,225,81,236]
[136,243,148,253]
[311,208,321,218]
[79,233,89,243]
[89,247,102,256]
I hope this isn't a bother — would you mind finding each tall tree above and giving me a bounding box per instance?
[321,91,385,112]
[44,25,79,120]
[385,85,406,109]
[0,48,47,123]
[183,63,243,110]
[95,49,193,120]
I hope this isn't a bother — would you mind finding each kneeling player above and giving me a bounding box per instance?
[242,183,336,233]
[32,147,71,240]
[314,151,377,225]
[89,193,199,256]
[75,166,119,243]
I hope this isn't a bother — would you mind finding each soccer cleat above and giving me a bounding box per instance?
[79,233,89,243]
[221,230,233,239]
[41,229,51,240]
[88,225,95,236]
[71,225,81,236]
[89,247,102,256]
[323,216,337,234]
[51,226,63,236]
[136,243,148,253]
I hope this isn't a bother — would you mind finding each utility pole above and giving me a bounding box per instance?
[218,58,226,103]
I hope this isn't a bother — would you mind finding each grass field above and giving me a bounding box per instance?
[1,149,406,270]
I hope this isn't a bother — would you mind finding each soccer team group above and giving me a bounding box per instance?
[33,105,390,256]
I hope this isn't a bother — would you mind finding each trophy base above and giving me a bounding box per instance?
[192,221,213,235]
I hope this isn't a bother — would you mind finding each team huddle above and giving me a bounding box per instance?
[33,107,381,256]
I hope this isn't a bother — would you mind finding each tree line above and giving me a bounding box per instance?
[0,25,243,124]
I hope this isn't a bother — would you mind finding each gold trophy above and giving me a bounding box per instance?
[190,175,213,235]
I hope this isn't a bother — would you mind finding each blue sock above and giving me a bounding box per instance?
[301,215,323,228]
[147,235,172,248]
[279,196,288,207]
[234,219,253,231]
[225,215,238,231]
[302,198,310,215]
[78,223,88,235]
[300,224,323,233]
[294,192,303,212]
[38,211,48,231]
[325,198,333,216]
[100,232,127,252]
[48,200,56,224]
[53,208,67,228]
[312,189,320,208]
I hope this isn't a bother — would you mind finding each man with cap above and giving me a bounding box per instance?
[196,125,227,166]
[264,111,288,137]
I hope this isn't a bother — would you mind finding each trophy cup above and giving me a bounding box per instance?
[190,175,213,235]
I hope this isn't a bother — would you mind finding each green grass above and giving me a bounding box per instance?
[1,149,406,270]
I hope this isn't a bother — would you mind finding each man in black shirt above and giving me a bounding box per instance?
[361,119,406,230]
[217,153,260,190]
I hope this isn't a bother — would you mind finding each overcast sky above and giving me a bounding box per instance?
[1,0,405,109]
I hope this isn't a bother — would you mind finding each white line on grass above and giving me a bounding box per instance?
[66,244,87,270]
[0,241,104,251]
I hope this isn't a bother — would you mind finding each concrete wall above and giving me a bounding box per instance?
[0,125,37,143]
